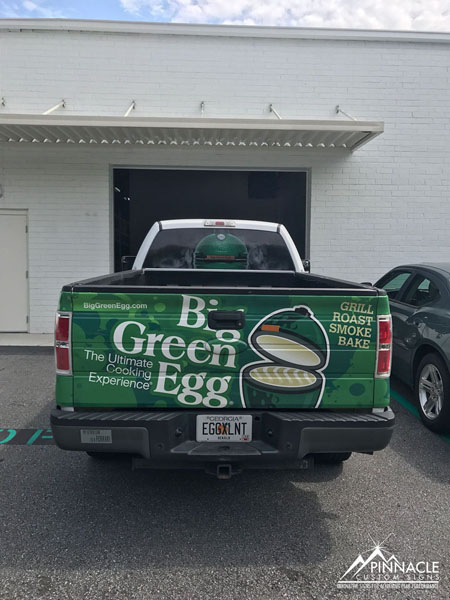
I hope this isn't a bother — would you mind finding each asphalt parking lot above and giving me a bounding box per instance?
[0,347,449,600]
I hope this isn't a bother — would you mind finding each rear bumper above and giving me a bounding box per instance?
[51,407,395,469]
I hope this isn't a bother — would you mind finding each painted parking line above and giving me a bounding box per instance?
[0,428,54,445]
[390,389,420,418]
[391,389,450,444]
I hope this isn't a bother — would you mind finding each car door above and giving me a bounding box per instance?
[393,273,442,383]
[375,269,415,380]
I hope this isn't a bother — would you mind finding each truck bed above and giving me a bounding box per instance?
[55,268,388,413]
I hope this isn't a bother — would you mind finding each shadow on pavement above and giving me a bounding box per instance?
[0,442,338,571]
[0,349,338,572]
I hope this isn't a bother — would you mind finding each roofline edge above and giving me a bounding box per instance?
[0,18,449,43]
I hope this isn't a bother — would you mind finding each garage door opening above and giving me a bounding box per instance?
[113,169,308,272]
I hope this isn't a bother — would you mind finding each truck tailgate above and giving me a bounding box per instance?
[70,290,383,410]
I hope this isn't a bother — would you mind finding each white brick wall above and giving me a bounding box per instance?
[0,25,449,332]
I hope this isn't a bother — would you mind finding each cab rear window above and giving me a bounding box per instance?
[143,228,294,271]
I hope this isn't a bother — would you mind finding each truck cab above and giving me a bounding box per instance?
[123,219,307,272]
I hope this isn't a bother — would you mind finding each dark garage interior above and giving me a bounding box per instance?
[113,168,308,271]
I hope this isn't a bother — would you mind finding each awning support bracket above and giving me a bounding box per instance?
[335,105,356,121]
[43,100,66,115]
[269,104,282,119]
[124,100,136,117]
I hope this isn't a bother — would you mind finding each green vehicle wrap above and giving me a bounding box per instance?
[56,290,390,411]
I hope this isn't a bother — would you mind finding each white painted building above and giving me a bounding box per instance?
[0,19,449,334]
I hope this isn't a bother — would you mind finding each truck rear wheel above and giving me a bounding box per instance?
[314,452,352,463]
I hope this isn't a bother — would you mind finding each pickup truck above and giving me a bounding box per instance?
[51,219,394,478]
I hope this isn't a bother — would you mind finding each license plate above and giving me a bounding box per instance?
[80,429,112,444]
[196,415,252,442]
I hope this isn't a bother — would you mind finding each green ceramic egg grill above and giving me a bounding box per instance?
[193,233,249,269]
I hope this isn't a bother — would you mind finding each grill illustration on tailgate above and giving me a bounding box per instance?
[240,306,330,408]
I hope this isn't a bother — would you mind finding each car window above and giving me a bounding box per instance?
[403,276,440,307]
[376,271,412,301]
[143,228,295,270]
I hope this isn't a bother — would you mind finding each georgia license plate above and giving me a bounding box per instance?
[80,429,112,444]
[196,415,252,442]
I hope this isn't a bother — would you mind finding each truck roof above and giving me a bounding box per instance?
[160,219,280,232]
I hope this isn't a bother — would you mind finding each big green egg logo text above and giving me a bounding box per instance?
[85,296,240,408]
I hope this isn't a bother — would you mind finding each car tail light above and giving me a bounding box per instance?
[376,315,392,378]
[55,311,72,375]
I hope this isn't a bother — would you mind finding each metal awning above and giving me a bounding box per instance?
[0,114,383,151]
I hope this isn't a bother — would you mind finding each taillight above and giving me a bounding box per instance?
[378,319,392,345]
[55,311,72,375]
[376,315,392,378]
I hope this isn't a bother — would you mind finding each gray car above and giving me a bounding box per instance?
[375,263,450,433]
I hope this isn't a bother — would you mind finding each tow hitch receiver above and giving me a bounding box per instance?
[216,464,233,480]
[204,463,241,479]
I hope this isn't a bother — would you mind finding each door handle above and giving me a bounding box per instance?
[208,310,245,330]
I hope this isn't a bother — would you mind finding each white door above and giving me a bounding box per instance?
[0,210,28,332]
